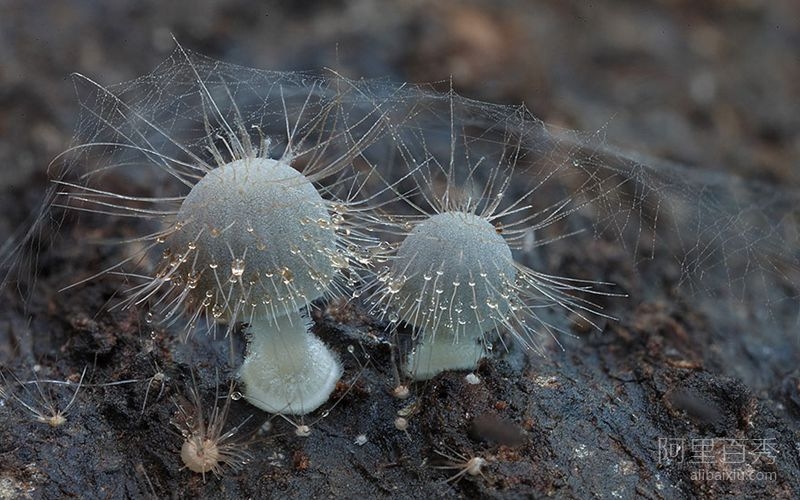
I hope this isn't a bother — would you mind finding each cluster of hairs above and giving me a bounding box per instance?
[41,46,614,423]
[364,92,617,379]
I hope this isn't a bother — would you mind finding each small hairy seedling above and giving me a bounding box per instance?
[53,46,394,415]
[171,379,253,482]
[1,366,87,427]
[432,446,491,484]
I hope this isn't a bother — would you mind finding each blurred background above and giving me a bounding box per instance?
[1,0,798,194]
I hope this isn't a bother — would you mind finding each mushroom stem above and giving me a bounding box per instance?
[238,309,342,415]
[404,328,487,380]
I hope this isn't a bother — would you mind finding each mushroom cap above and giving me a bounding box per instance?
[392,211,515,335]
[170,157,337,320]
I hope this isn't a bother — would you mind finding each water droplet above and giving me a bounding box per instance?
[330,254,349,269]
[388,279,403,294]
[231,258,245,277]
[212,304,225,318]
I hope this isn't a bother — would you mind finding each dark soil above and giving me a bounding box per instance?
[1,1,798,499]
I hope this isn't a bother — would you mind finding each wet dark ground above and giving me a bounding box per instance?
[1,1,799,499]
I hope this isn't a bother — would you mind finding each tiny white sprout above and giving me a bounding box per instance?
[392,384,411,399]
[464,373,481,385]
[271,412,315,438]
[394,416,409,432]
[295,424,312,438]
[171,378,253,482]
[354,434,368,446]
[433,446,491,484]
[1,366,87,427]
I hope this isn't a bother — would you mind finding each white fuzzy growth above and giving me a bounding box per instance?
[238,310,342,415]
[171,157,337,319]
[391,212,516,379]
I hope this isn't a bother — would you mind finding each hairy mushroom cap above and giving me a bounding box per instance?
[170,157,337,321]
[393,211,515,335]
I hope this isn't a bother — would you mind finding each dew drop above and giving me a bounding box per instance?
[330,254,349,269]
[231,258,245,277]
[388,279,403,294]
[212,304,224,318]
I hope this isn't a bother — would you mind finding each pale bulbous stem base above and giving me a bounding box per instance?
[238,310,342,415]
[404,330,487,381]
